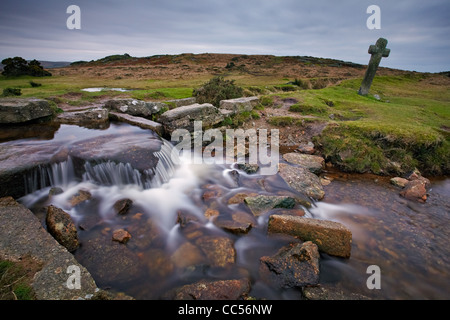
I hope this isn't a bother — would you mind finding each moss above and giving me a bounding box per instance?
[0,257,38,300]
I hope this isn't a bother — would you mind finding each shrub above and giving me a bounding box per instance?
[193,76,243,107]
[1,57,51,77]
[29,81,42,87]
[2,88,22,96]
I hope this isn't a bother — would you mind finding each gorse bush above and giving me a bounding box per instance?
[193,76,243,107]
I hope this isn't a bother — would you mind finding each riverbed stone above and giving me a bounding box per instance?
[282,153,325,174]
[390,177,409,188]
[244,195,296,217]
[268,215,352,258]
[158,103,224,135]
[278,163,325,200]
[0,98,54,123]
[400,178,429,203]
[260,241,320,288]
[172,278,251,300]
[46,205,80,252]
[195,235,236,268]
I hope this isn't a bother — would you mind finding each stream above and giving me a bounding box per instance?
[1,122,448,300]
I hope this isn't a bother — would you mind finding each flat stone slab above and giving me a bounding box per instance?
[219,96,259,114]
[109,112,163,136]
[0,197,98,299]
[55,108,109,125]
[159,103,224,135]
[268,215,352,258]
[0,98,53,123]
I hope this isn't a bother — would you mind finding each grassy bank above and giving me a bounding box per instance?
[264,74,450,175]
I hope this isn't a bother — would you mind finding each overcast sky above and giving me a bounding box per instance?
[0,0,448,72]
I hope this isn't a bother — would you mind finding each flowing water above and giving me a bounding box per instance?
[2,122,448,300]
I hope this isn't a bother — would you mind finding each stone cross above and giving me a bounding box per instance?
[358,38,390,96]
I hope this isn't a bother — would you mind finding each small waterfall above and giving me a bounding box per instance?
[23,138,179,194]
[24,157,76,194]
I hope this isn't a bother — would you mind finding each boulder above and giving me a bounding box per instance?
[158,103,224,135]
[172,279,250,300]
[400,177,430,203]
[244,195,296,216]
[104,99,165,118]
[46,205,79,252]
[390,177,409,188]
[219,96,259,115]
[113,198,133,215]
[0,98,54,123]
[282,153,325,174]
[278,163,325,200]
[195,235,236,268]
[268,215,352,258]
[260,241,320,288]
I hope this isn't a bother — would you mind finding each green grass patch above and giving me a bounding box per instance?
[0,257,39,300]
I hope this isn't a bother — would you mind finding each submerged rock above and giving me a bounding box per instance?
[45,205,79,252]
[172,278,251,300]
[268,215,352,258]
[195,235,236,268]
[260,241,320,288]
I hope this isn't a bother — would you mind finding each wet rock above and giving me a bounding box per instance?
[244,195,296,217]
[297,142,315,155]
[48,187,64,196]
[114,198,133,215]
[45,205,79,252]
[227,192,258,205]
[171,242,207,269]
[172,278,251,300]
[204,208,219,219]
[282,153,325,174]
[159,103,224,135]
[400,178,430,203]
[126,215,161,250]
[219,96,259,115]
[302,284,371,300]
[112,229,131,244]
[236,163,259,174]
[202,184,224,202]
[195,236,236,268]
[278,163,325,200]
[144,249,174,278]
[213,215,254,235]
[390,177,409,188]
[268,215,352,258]
[0,98,54,123]
[69,189,92,207]
[260,241,320,288]
[77,236,142,286]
